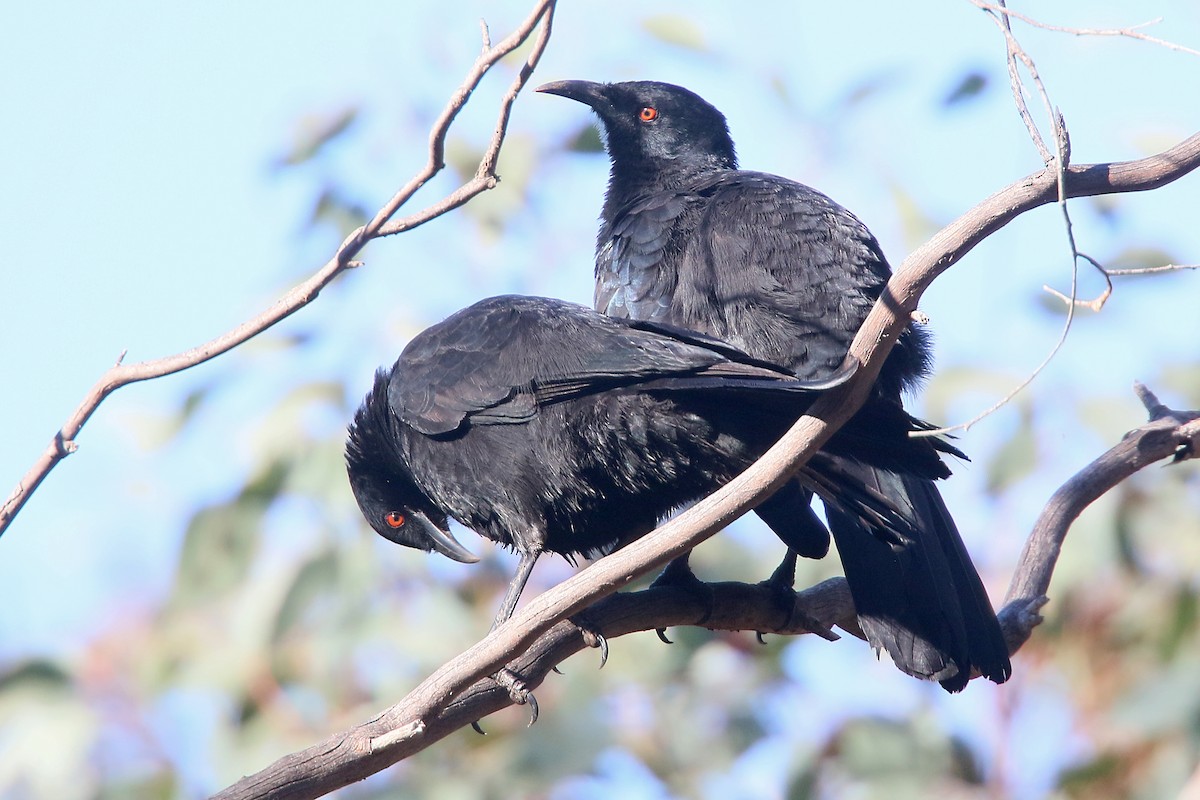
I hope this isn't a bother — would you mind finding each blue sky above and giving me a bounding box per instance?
[2,1,1199,794]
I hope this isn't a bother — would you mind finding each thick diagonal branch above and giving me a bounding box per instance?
[213,131,1200,800]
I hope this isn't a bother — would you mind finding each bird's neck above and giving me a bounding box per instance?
[601,153,731,220]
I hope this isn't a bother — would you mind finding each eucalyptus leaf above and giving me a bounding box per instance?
[984,405,1039,495]
[641,14,707,52]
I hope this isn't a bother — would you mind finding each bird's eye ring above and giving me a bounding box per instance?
[638,107,658,122]
[384,511,405,528]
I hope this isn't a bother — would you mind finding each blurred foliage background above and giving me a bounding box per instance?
[2,3,1200,798]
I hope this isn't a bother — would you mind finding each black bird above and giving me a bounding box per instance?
[346,294,945,631]
[537,79,1011,691]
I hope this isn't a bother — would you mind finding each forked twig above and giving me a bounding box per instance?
[0,0,558,538]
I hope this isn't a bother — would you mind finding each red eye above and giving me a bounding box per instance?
[638,107,658,122]
[384,511,405,529]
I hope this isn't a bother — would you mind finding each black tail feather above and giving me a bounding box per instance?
[823,462,1011,692]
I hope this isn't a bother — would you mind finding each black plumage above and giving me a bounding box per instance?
[537,79,1010,690]
[346,295,938,630]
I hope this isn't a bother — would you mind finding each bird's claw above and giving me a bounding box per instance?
[756,565,799,640]
[585,630,609,668]
[494,667,539,727]
[570,612,609,669]
[649,555,715,638]
[756,552,839,642]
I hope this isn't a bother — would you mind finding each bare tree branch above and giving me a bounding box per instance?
[0,0,558,539]
[1107,262,1200,276]
[978,0,1057,164]
[919,0,1198,439]
[377,387,1199,750]
[1002,385,1200,643]
[211,129,1200,800]
[924,1,1089,438]
[212,382,1200,800]
[213,578,857,800]
[969,1,1200,58]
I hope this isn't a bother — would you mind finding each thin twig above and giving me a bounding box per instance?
[0,0,558,539]
[924,5,1191,438]
[980,0,1055,163]
[1045,259,1199,306]
[1042,252,1113,311]
[919,6,1086,438]
[969,1,1200,58]
[1106,263,1200,276]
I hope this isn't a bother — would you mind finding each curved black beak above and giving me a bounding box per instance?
[420,513,479,563]
[535,79,608,110]
[403,510,480,564]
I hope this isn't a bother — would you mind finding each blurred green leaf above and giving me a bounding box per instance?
[1077,395,1141,443]
[1109,246,1182,274]
[1088,193,1122,227]
[97,773,177,800]
[251,381,346,461]
[1160,584,1197,661]
[1112,485,1148,576]
[837,718,917,777]
[1110,657,1200,736]
[445,135,483,182]
[0,659,71,694]
[285,437,355,507]
[1057,752,1122,795]
[275,105,359,168]
[241,331,317,357]
[839,71,900,111]
[164,385,212,442]
[0,679,98,799]
[447,133,538,241]
[941,70,989,107]
[887,179,940,251]
[241,457,291,504]
[919,364,1023,424]
[641,14,707,51]
[565,123,604,154]
[1131,130,1192,157]
[832,717,977,787]
[985,405,1038,495]
[169,460,289,609]
[785,764,818,800]
[1159,366,1200,406]
[271,547,340,644]
[307,185,371,238]
[171,500,264,606]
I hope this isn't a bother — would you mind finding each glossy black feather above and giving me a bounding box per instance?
[540,78,1009,690]
[345,296,933,624]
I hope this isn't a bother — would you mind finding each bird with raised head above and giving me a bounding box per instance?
[536,79,1010,691]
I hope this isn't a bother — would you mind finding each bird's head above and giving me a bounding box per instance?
[345,378,479,564]
[537,79,736,173]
